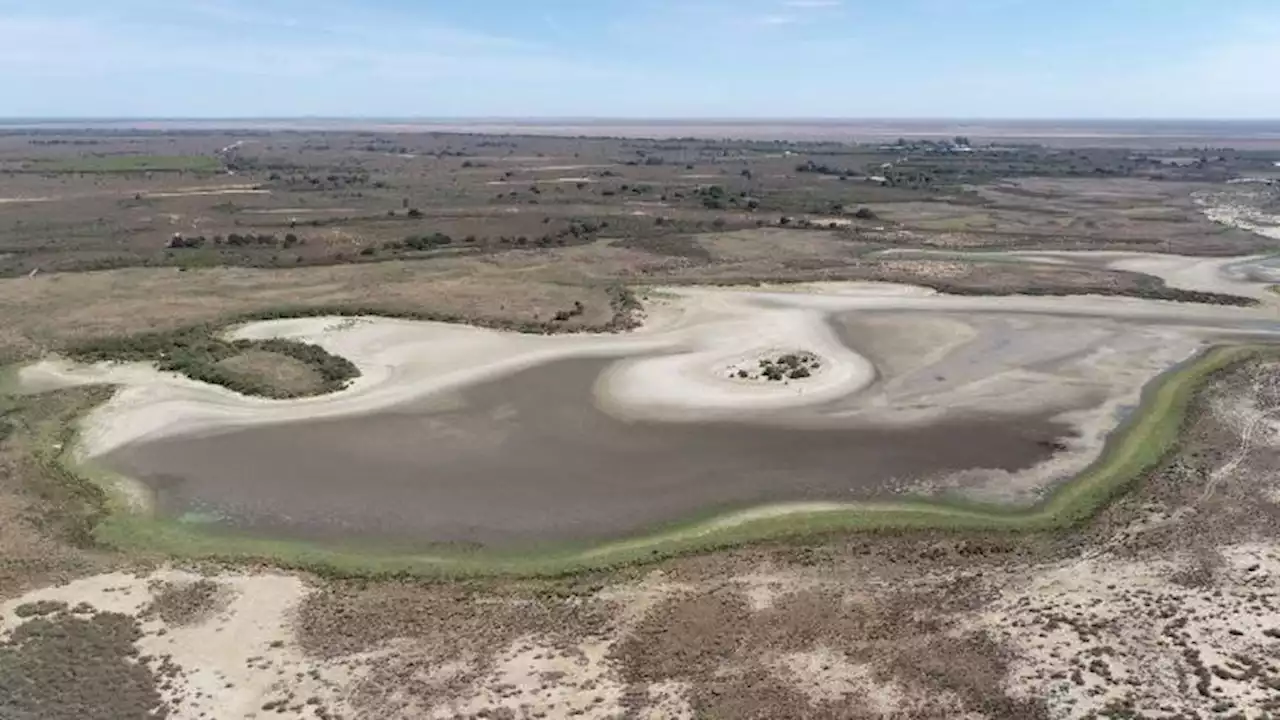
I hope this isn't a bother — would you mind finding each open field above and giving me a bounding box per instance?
[1,128,1276,277]
[22,154,225,174]
[2,125,1280,719]
[9,118,1280,148]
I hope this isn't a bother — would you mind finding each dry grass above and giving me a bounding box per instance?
[0,215,1253,365]
[0,388,113,598]
[696,228,860,263]
[214,350,325,397]
[0,251,626,361]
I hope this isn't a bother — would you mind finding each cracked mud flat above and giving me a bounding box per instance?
[21,268,1280,546]
[7,358,1280,719]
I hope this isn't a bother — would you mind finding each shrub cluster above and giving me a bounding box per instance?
[167,233,305,249]
[65,284,648,398]
[552,300,586,323]
[69,327,358,399]
[758,352,820,381]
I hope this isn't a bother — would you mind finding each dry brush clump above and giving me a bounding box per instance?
[979,357,1280,718]
[0,387,113,595]
[729,351,822,382]
[1,387,113,550]
[295,581,616,714]
[611,584,1048,719]
[0,601,172,720]
[140,579,234,627]
[68,327,359,399]
[58,282,640,400]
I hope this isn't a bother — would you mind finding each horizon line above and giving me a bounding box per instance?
[3,116,1280,123]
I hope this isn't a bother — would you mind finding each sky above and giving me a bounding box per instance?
[1,0,1278,119]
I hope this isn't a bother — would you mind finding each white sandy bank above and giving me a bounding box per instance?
[20,272,1280,473]
[877,248,1280,302]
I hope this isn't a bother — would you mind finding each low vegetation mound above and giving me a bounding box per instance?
[0,602,173,720]
[141,579,233,627]
[729,352,822,382]
[48,283,641,400]
[69,327,359,399]
[214,350,326,397]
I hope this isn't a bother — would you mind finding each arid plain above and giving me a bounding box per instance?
[3,122,1280,719]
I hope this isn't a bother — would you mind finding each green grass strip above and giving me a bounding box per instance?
[39,343,1269,578]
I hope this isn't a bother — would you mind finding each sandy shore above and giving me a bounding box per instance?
[17,254,1280,531]
[23,277,1278,462]
[1016,251,1280,300]
[876,249,1280,301]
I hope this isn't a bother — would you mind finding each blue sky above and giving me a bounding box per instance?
[2,0,1278,118]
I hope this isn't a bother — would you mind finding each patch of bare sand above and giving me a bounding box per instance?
[1,569,360,720]
[809,216,854,227]
[1,184,268,207]
[8,547,1275,719]
[773,651,987,719]
[1012,250,1280,301]
[982,543,1280,719]
[1199,190,1280,242]
[772,647,905,710]
[24,278,1280,515]
[879,247,1280,301]
[139,184,269,199]
[428,637,624,719]
[0,196,56,204]
[522,164,615,172]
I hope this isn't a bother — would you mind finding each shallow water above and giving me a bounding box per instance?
[100,356,1067,547]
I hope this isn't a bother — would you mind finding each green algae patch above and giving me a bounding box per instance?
[16,344,1272,577]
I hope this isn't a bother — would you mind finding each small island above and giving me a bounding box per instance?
[728,351,822,382]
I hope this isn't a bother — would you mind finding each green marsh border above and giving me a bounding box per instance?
[25,343,1274,578]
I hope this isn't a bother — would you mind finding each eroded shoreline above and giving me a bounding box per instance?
[11,261,1280,567]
